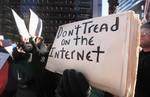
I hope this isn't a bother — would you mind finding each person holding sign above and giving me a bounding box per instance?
[34,36,48,67]
[55,69,91,97]
[134,21,150,97]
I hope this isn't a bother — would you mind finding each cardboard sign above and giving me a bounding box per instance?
[46,11,141,97]
[0,52,9,70]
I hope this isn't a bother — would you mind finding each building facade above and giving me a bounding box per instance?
[93,0,102,17]
[117,0,144,19]
[0,0,93,43]
[93,0,109,17]
[108,0,118,14]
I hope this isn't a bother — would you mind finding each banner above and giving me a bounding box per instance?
[46,11,141,97]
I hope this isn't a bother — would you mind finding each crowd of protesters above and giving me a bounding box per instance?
[0,34,108,97]
[0,36,60,97]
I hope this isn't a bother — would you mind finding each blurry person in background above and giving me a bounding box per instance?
[12,37,38,97]
[34,36,60,97]
[0,35,8,95]
[0,35,17,97]
[134,21,150,97]
[34,36,48,67]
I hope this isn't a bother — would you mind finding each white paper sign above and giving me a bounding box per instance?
[46,11,140,97]
[12,9,43,40]
[36,19,43,37]
[0,52,10,70]
[29,9,43,37]
[12,9,30,39]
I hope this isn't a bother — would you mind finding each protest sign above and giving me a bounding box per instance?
[29,9,43,37]
[46,11,141,97]
[12,9,43,41]
[11,9,30,39]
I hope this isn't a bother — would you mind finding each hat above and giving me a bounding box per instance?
[55,69,89,97]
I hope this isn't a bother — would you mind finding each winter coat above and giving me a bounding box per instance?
[134,51,150,97]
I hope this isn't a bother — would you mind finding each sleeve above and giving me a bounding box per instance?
[12,47,30,61]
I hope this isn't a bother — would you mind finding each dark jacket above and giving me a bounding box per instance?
[12,42,46,97]
[12,47,34,84]
[135,50,150,97]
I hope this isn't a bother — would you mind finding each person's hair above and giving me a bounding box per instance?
[35,36,44,42]
[55,69,90,97]
[141,21,150,29]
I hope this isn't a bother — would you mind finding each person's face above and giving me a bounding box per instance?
[36,38,42,44]
[140,27,150,48]
[23,42,33,52]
